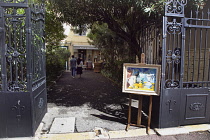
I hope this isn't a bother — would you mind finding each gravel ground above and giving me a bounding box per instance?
[44,70,137,133]
[42,70,210,140]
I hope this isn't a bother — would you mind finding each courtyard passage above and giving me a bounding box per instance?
[41,70,210,140]
[44,70,136,133]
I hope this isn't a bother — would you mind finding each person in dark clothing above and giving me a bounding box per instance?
[77,57,83,78]
[70,55,77,78]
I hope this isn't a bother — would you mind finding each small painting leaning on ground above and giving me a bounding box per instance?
[122,63,161,96]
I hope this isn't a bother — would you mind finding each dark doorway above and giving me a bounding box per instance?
[78,49,86,62]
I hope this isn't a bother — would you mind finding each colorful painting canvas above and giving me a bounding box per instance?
[122,63,161,96]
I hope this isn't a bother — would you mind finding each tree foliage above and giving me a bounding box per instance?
[48,0,165,62]
[46,48,70,83]
[45,2,66,47]
[88,23,129,59]
[48,0,206,62]
[88,23,131,83]
[43,1,70,84]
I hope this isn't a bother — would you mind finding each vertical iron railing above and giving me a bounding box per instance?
[162,0,210,89]
[0,4,4,91]
[162,0,187,89]
[139,24,163,65]
[0,0,28,92]
[0,0,46,137]
[0,0,45,92]
[183,7,210,88]
[30,3,45,91]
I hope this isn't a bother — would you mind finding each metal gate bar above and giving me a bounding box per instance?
[0,0,46,138]
[184,8,210,88]
[157,0,210,128]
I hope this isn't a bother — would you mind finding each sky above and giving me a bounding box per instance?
[63,23,70,36]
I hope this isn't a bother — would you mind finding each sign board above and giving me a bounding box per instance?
[122,63,161,96]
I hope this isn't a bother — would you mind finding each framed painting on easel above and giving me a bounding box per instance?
[122,63,161,96]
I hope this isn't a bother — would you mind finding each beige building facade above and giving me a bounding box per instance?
[60,25,101,69]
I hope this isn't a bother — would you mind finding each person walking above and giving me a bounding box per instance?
[70,55,77,78]
[77,57,83,78]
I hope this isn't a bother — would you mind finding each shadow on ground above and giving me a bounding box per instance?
[47,70,148,127]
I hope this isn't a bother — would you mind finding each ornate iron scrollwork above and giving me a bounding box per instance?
[7,81,26,92]
[5,47,25,63]
[166,48,181,64]
[163,1,185,89]
[3,0,26,3]
[190,103,204,111]
[165,79,180,88]
[165,0,187,16]
[11,100,25,122]
[167,18,182,34]
[165,47,181,88]
[4,7,27,92]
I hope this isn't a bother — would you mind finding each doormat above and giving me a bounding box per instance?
[49,117,75,134]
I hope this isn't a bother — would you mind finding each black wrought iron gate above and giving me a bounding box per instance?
[159,0,210,128]
[0,0,47,138]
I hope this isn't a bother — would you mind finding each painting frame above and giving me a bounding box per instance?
[122,63,161,96]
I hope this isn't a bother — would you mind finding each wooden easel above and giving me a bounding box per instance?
[125,53,153,134]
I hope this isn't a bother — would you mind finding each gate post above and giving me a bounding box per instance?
[158,0,187,128]
[156,0,210,128]
[0,0,47,138]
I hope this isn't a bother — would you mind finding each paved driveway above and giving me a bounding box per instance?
[40,70,210,140]
[44,70,134,133]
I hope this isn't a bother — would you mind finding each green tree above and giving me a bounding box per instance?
[48,0,162,62]
[88,23,131,83]
[46,48,70,83]
[48,0,206,62]
[45,3,66,48]
[88,23,129,61]
[44,1,70,84]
